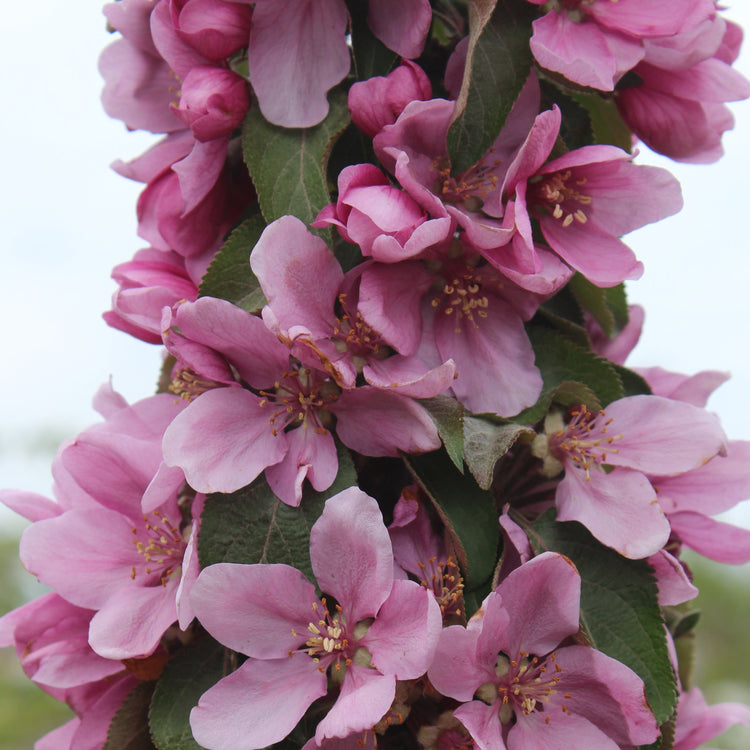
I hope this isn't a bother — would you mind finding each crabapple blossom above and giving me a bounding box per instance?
[530,395,727,558]
[189,487,442,749]
[428,552,659,750]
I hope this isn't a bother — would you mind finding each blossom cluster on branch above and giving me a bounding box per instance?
[3,1,750,749]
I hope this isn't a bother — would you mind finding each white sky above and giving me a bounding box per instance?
[0,1,749,517]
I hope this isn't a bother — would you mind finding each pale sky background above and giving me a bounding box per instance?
[0,1,749,523]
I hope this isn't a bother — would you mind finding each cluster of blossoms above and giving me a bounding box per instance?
[4,1,750,749]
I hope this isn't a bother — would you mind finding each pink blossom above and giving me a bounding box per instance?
[115,130,253,258]
[373,77,542,260]
[0,591,144,750]
[531,396,727,558]
[171,65,249,141]
[189,487,442,749]
[355,237,564,417]
[18,393,201,659]
[313,164,454,262]
[251,214,456,393]
[388,487,465,619]
[150,0,252,78]
[225,0,431,127]
[526,0,714,91]
[617,18,750,163]
[100,0,184,133]
[428,552,659,750]
[348,60,432,137]
[161,295,441,505]
[103,247,199,344]
[501,119,684,286]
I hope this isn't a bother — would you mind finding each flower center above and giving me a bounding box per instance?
[417,555,464,618]
[432,152,501,211]
[257,367,339,436]
[130,511,187,587]
[478,652,566,725]
[532,169,592,227]
[548,404,623,479]
[332,293,387,361]
[169,367,225,401]
[430,262,492,333]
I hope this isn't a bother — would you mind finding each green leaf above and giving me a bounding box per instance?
[529,513,677,725]
[613,363,653,399]
[419,395,465,471]
[150,638,228,750]
[568,91,633,151]
[403,451,499,591]
[198,215,267,313]
[242,92,351,237]
[104,681,157,750]
[447,0,536,174]
[569,274,629,338]
[510,325,624,424]
[198,443,356,583]
[539,79,594,152]
[463,417,534,490]
[348,0,399,81]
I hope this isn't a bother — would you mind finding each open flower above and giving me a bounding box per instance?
[190,487,442,749]
[18,392,201,659]
[428,552,659,750]
[531,395,727,558]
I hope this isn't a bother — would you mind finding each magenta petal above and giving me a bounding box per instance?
[310,488,394,622]
[333,388,440,456]
[540,216,643,287]
[434,293,542,417]
[20,508,142,610]
[556,466,670,559]
[265,428,338,507]
[603,395,727,476]
[638,367,730,407]
[675,687,750,749]
[429,625,494,702]
[362,579,441,679]
[669,511,750,564]
[454,700,506,750]
[191,563,317,657]
[509,709,621,750]
[249,0,350,127]
[495,552,581,657]
[251,216,342,339]
[171,296,290,388]
[0,489,61,522]
[367,0,431,58]
[358,261,431,356]
[530,13,643,91]
[655,441,750,516]
[88,581,179,659]
[315,665,396,744]
[551,646,659,745]
[647,550,698,606]
[363,355,456,398]
[191,655,328,750]
[162,387,287,494]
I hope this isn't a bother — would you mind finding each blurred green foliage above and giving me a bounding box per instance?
[0,534,74,749]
